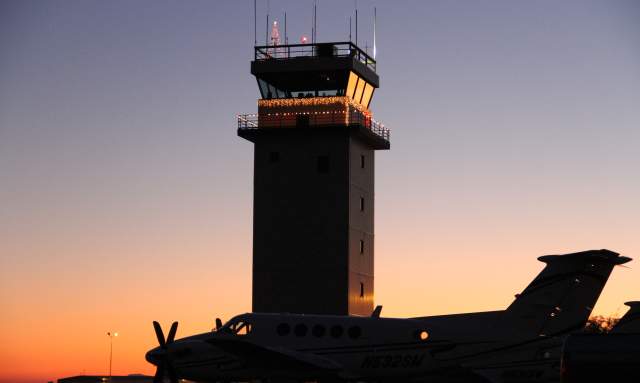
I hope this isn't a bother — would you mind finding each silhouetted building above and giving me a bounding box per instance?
[238,42,390,316]
[57,375,152,383]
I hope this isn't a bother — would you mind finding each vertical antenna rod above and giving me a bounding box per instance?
[312,0,316,44]
[254,0,257,45]
[373,7,377,59]
[355,6,358,47]
[310,1,314,44]
[285,11,288,57]
[349,16,352,42]
[265,0,269,46]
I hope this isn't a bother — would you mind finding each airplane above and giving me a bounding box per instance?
[145,249,630,383]
[559,301,640,383]
[611,301,640,333]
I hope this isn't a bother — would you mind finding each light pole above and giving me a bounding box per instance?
[106,331,118,381]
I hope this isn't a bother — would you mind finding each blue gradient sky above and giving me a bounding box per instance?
[1,1,640,381]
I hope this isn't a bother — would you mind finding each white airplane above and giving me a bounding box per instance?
[146,249,630,383]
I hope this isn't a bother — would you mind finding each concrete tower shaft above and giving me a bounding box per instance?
[238,42,390,316]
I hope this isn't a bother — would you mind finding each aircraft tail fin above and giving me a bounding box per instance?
[503,249,630,337]
[612,301,640,333]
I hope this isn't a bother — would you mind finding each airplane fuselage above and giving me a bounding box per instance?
[147,312,561,382]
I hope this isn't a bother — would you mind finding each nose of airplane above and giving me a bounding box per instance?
[145,346,164,365]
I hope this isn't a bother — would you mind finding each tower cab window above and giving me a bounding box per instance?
[222,318,253,336]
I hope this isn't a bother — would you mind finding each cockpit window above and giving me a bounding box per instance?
[234,321,252,335]
[222,318,253,336]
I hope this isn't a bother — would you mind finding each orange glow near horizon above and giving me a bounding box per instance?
[1,236,637,382]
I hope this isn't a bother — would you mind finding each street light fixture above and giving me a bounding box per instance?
[107,331,118,381]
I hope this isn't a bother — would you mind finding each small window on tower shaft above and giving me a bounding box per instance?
[359,240,364,254]
[360,155,365,169]
[360,197,365,211]
[360,282,365,298]
[269,151,280,163]
[317,156,329,173]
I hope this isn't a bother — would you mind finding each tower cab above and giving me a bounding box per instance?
[239,41,389,148]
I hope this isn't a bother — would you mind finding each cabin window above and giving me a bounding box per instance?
[294,323,308,337]
[354,77,366,104]
[346,71,359,99]
[258,79,269,99]
[292,90,319,98]
[330,325,343,338]
[348,326,362,339]
[360,197,365,212]
[267,83,277,99]
[276,323,290,336]
[360,282,364,298]
[361,83,375,108]
[359,240,364,254]
[360,154,365,169]
[312,324,326,337]
[319,89,339,97]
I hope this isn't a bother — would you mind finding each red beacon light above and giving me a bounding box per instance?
[300,35,308,44]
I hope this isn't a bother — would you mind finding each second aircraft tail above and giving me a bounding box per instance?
[612,301,640,333]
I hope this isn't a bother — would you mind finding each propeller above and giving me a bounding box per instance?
[151,321,179,383]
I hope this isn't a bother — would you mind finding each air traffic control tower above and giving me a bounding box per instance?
[238,41,390,316]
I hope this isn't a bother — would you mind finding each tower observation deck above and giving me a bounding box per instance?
[238,41,390,316]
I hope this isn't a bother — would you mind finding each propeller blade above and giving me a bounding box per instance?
[166,361,179,383]
[166,321,178,344]
[216,318,223,331]
[153,362,165,383]
[153,321,166,348]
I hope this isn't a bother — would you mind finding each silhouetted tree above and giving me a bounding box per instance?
[583,315,620,334]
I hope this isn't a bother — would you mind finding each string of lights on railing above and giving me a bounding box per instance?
[258,96,371,115]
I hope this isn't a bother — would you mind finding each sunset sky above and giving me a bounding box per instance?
[1,1,640,382]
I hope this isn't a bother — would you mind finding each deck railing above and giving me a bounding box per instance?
[254,42,376,72]
[237,110,390,142]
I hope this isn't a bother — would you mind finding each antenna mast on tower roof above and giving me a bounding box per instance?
[373,7,377,59]
[355,3,358,47]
